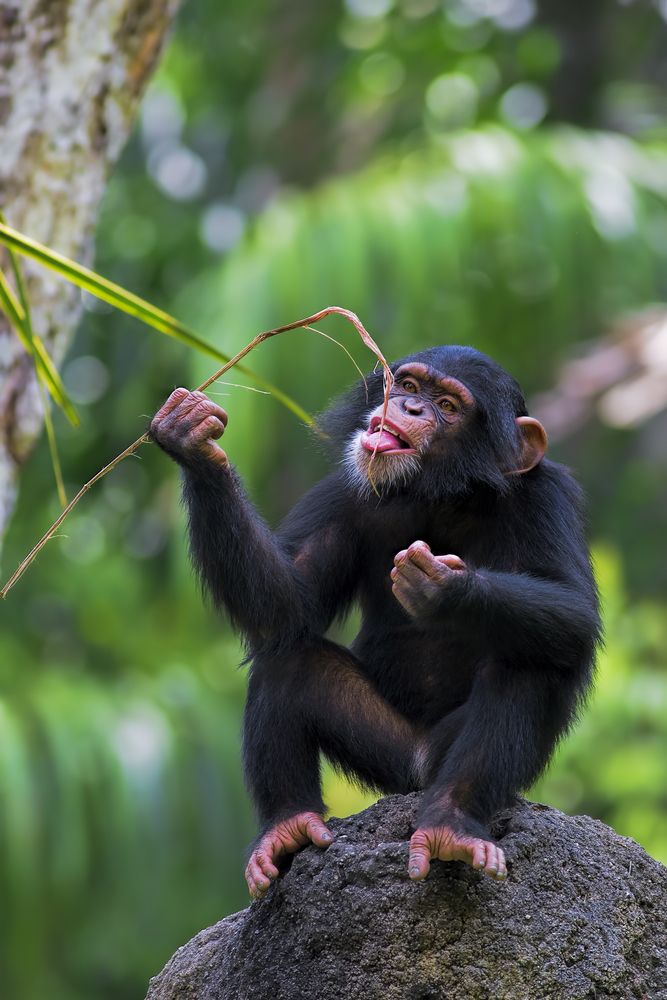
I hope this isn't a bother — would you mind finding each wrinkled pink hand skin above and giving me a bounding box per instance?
[408,825,507,882]
[149,387,230,467]
[391,540,467,618]
[245,812,333,898]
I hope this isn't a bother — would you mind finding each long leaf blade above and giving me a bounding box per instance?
[0,221,313,426]
[0,251,70,501]
[0,269,79,427]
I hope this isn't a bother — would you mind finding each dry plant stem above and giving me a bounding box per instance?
[1,306,392,598]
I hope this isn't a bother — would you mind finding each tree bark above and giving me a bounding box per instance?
[0,0,179,544]
[146,794,667,1000]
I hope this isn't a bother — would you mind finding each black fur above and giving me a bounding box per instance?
[167,347,601,838]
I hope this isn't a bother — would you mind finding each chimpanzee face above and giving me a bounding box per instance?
[345,362,477,495]
[341,348,548,500]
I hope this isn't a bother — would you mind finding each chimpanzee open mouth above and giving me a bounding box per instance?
[360,416,417,455]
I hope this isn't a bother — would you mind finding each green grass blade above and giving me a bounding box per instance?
[0,247,69,502]
[0,269,79,426]
[7,255,70,505]
[5,232,81,424]
[30,336,80,426]
[36,376,68,506]
[0,267,27,337]
[0,265,80,429]
[0,221,313,426]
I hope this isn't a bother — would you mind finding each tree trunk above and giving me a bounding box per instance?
[0,0,179,544]
[146,794,667,1000]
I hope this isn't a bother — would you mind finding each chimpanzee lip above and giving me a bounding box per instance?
[360,416,417,454]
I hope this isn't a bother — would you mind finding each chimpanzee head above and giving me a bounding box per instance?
[321,345,547,500]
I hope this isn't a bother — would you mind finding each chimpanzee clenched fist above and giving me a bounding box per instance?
[150,388,230,468]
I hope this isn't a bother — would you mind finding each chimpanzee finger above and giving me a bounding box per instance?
[394,544,431,578]
[244,865,255,896]
[408,830,432,880]
[407,540,432,554]
[158,390,209,428]
[486,845,507,880]
[200,443,229,468]
[165,397,228,436]
[255,850,280,881]
[435,554,467,572]
[394,540,430,564]
[471,840,487,871]
[405,542,445,579]
[392,581,419,617]
[244,864,258,897]
[483,843,502,879]
[304,815,334,848]
[392,558,427,586]
[479,842,496,875]
[152,387,191,424]
[185,415,226,444]
[245,856,270,897]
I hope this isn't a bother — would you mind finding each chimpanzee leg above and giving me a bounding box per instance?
[419,659,577,833]
[404,661,578,883]
[243,636,422,829]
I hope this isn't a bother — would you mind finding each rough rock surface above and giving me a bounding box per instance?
[147,794,667,1000]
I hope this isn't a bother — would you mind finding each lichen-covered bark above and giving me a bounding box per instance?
[146,794,667,1000]
[0,0,179,541]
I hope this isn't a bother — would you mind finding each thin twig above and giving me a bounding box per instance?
[303,326,367,393]
[208,382,271,395]
[0,306,392,598]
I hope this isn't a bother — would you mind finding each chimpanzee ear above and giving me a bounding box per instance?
[513,416,548,474]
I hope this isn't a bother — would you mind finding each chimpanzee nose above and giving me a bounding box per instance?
[402,397,424,415]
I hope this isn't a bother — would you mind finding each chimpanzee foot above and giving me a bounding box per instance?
[408,825,507,882]
[245,811,333,899]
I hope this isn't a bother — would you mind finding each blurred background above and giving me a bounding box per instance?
[2,0,667,997]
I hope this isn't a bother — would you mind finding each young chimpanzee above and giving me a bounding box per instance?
[150,345,600,896]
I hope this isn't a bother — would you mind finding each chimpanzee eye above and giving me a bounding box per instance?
[401,378,419,393]
[439,398,458,413]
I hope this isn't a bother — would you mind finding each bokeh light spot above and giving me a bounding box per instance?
[345,0,393,15]
[500,83,547,129]
[359,52,406,96]
[140,87,185,147]
[60,515,106,565]
[111,214,157,260]
[149,144,208,201]
[112,705,171,775]
[63,355,110,405]
[584,168,637,240]
[426,73,478,128]
[200,203,246,253]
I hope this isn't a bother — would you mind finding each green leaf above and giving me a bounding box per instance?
[0,221,313,426]
[0,268,79,427]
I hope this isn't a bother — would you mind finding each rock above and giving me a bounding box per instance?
[146,794,667,1000]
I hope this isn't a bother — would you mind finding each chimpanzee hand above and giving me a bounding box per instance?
[391,540,467,618]
[245,812,333,899]
[149,388,229,469]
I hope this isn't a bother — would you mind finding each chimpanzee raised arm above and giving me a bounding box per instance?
[150,388,362,648]
[150,345,601,897]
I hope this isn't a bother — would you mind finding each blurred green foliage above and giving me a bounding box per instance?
[2,1,667,997]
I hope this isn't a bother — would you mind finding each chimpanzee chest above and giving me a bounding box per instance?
[360,495,485,568]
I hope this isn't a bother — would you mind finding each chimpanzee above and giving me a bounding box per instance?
[149,345,600,897]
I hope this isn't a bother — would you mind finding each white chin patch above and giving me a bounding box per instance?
[343,431,421,497]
